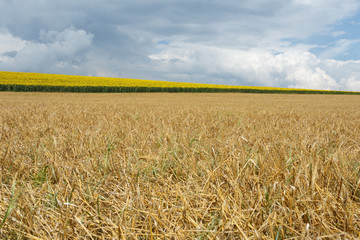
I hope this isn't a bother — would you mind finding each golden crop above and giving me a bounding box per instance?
[1,92,359,239]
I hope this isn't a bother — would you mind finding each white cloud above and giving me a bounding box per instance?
[286,67,339,90]
[0,32,26,54]
[149,43,360,91]
[331,31,346,37]
[318,39,360,59]
[341,76,360,90]
[0,28,93,73]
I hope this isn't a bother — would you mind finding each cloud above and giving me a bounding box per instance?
[331,31,346,37]
[2,0,358,48]
[0,28,93,73]
[0,32,26,53]
[318,39,360,59]
[0,0,360,90]
[149,43,360,91]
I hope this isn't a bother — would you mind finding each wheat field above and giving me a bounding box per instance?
[0,92,359,239]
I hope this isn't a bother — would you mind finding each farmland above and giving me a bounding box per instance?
[0,92,360,239]
[1,71,359,94]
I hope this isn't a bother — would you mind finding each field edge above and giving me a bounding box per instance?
[1,84,359,95]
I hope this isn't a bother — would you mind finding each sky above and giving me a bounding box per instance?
[1,0,360,91]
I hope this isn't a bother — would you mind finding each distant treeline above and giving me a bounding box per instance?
[0,84,359,95]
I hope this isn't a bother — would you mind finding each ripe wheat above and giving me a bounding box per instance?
[0,92,359,239]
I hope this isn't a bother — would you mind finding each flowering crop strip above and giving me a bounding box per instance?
[0,71,358,94]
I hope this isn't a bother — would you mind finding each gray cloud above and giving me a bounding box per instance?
[0,28,93,73]
[1,0,360,90]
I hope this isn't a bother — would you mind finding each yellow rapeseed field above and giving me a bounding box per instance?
[0,71,313,92]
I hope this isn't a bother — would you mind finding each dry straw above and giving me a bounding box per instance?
[0,92,359,239]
